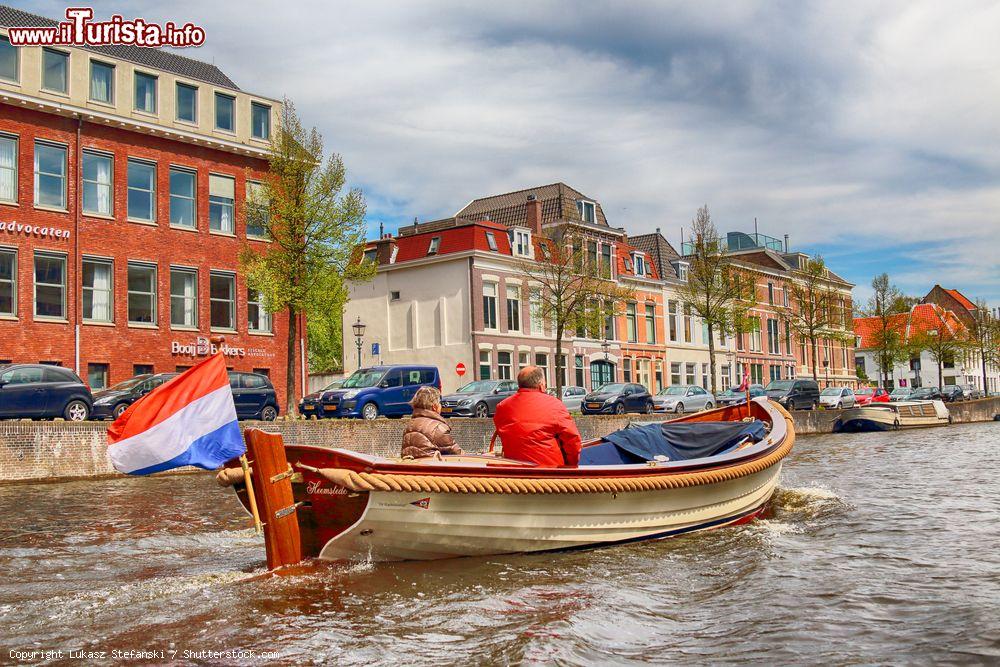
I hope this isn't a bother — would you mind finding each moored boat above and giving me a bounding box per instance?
[218,398,794,568]
[835,399,950,433]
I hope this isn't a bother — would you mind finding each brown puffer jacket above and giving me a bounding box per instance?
[401,408,463,459]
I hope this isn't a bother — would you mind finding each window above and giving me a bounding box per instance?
[252,367,270,378]
[170,268,197,328]
[89,60,114,103]
[479,350,491,380]
[623,357,632,382]
[685,362,697,386]
[626,303,638,343]
[575,355,585,388]
[482,283,497,329]
[0,134,16,204]
[767,319,779,354]
[34,142,67,209]
[485,231,498,251]
[767,282,774,305]
[702,363,710,390]
[248,288,271,333]
[670,362,681,386]
[633,254,646,276]
[87,363,109,390]
[176,82,198,123]
[645,303,656,344]
[0,249,15,316]
[245,180,268,238]
[127,262,157,324]
[390,290,400,301]
[784,323,792,356]
[668,300,678,341]
[210,272,236,330]
[535,353,548,383]
[169,167,196,228]
[750,318,762,352]
[34,252,65,319]
[518,352,529,371]
[42,48,68,93]
[770,365,781,382]
[751,363,764,385]
[127,159,156,222]
[577,200,596,224]
[215,92,235,131]
[502,290,520,334]
[0,36,18,82]
[587,241,598,269]
[134,72,157,113]
[82,258,113,322]
[721,365,732,390]
[601,244,612,278]
[251,102,270,140]
[133,364,154,376]
[683,304,693,342]
[498,351,512,380]
[530,288,543,333]
[513,229,531,257]
[81,151,112,216]
[209,174,235,234]
[604,305,615,340]
[427,236,440,255]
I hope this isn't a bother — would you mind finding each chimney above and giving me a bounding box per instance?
[784,234,790,252]
[526,194,542,235]
[374,234,397,265]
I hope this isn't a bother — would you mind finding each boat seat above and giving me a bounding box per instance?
[579,420,767,466]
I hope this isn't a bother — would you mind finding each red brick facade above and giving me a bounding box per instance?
[0,104,302,408]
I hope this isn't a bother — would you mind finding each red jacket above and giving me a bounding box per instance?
[493,388,583,467]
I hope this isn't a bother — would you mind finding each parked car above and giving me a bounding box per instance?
[297,379,351,419]
[961,385,983,400]
[91,373,178,420]
[940,385,965,402]
[581,383,653,415]
[229,371,279,421]
[853,387,890,406]
[819,386,856,410]
[441,380,517,418]
[0,364,93,421]
[889,387,913,402]
[653,385,715,413]
[909,386,942,401]
[716,384,766,407]
[301,365,440,420]
[765,379,820,410]
[548,386,587,412]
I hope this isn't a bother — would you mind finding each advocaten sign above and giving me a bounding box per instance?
[0,221,71,239]
[171,336,271,359]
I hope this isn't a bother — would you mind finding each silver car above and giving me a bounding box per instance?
[819,386,856,409]
[548,386,587,412]
[653,385,715,414]
[440,380,517,418]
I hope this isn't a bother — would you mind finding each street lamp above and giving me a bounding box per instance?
[601,339,611,361]
[823,351,830,388]
[352,317,366,369]
[726,350,735,388]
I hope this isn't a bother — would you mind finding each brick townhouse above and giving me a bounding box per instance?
[0,6,304,406]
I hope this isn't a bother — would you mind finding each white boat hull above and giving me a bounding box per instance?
[837,400,950,432]
[318,463,782,562]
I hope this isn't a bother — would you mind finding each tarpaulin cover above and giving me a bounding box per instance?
[578,420,767,466]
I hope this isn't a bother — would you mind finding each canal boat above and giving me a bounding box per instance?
[217,397,794,567]
[834,399,951,432]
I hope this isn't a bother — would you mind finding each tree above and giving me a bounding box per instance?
[240,100,373,415]
[908,307,967,389]
[307,307,343,374]
[857,273,909,388]
[676,206,754,394]
[515,225,634,397]
[780,255,853,384]
[965,299,1000,396]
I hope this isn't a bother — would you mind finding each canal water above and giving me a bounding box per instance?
[1,422,998,665]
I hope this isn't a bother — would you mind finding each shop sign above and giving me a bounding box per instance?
[0,220,71,239]
[171,336,271,359]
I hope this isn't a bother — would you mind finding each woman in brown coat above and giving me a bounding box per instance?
[401,387,464,459]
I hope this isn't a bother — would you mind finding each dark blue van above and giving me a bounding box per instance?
[300,365,440,420]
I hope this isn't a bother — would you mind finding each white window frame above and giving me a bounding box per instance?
[530,288,543,334]
[88,59,115,105]
[169,166,197,228]
[133,70,158,114]
[497,351,512,380]
[175,81,198,124]
[512,229,532,257]
[577,199,596,224]
[485,231,498,252]
[33,140,67,210]
[126,158,157,223]
[248,287,271,333]
[209,271,236,331]
[214,92,236,132]
[251,101,271,140]
[633,253,646,276]
[479,349,492,380]
[81,149,113,217]
[482,282,498,330]
[246,180,268,239]
[41,48,69,94]
[126,261,157,325]
[0,35,19,83]
[81,256,114,323]
[506,288,520,332]
[33,251,66,320]
[208,173,235,234]
[0,247,16,317]
[0,133,17,204]
[169,266,198,329]
[427,236,440,255]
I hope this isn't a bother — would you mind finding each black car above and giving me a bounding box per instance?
[91,373,178,420]
[940,385,965,402]
[0,364,93,421]
[581,383,653,415]
[765,379,821,410]
[717,384,767,406]
[909,386,942,401]
[229,371,279,421]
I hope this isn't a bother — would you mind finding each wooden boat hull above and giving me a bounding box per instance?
[225,398,794,566]
[836,400,950,432]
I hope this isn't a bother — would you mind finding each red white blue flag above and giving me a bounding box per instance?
[106,353,244,475]
[737,368,751,392]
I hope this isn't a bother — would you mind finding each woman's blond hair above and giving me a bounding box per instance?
[410,386,442,411]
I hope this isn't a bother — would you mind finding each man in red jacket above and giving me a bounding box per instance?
[493,366,583,467]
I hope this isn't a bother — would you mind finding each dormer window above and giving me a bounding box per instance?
[671,259,690,281]
[427,237,441,255]
[363,248,377,263]
[485,231,498,252]
[577,200,596,224]
[511,229,532,257]
[623,257,633,272]
[633,253,646,276]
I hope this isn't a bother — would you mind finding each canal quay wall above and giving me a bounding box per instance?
[1,397,998,484]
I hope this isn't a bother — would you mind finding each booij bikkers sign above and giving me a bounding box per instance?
[171,337,271,360]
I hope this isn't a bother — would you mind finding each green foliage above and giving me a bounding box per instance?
[857,273,909,387]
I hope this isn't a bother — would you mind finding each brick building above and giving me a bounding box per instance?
[0,6,303,406]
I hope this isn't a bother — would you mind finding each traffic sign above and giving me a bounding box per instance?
[371,342,380,355]
[455,363,466,376]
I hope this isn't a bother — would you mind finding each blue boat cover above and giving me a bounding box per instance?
[578,420,767,466]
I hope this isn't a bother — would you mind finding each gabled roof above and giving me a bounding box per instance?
[853,312,909,349]
[617,243,661,281]
[367,219,513,264]
[854,303,965,349]
[630,231,680,279]
[455,182,610,229]
[0,5,240,89]
[944,288,976,311]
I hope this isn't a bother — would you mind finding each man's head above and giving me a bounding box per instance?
[517,365,546,392]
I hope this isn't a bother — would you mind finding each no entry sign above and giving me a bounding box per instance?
[456,363,466,376]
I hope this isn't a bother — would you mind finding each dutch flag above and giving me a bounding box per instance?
[107,353,245,475]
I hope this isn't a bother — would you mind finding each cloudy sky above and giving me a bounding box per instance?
[24,0,1000,305]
